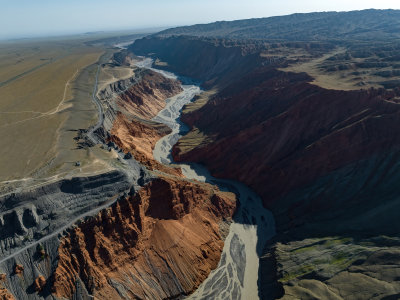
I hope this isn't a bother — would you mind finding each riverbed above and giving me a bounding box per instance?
[136,58,276,299]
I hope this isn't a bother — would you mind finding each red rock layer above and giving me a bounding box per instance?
[173,67,400,207]
[108,113,182,176]
[117,71,182,119]
[107,69,184,176]
[51,177,236,299]
[110,113,168,159]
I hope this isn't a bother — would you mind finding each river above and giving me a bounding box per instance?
[136,58,276,299]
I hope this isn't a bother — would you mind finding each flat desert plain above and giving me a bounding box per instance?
[0,36,121,194]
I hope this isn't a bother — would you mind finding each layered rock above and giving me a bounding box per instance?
[115,70,182,119]
[262,236,400,299]
[173,67,400,210]
[98,65,184,176]
[0,170,132,258]
[108,113,182,176]
[51,177,236,299]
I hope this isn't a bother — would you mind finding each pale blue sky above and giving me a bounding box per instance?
[1,0,400,39]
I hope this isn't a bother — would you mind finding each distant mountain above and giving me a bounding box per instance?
[155,9,400,42]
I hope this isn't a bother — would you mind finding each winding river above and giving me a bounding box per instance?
[136,58,276,299]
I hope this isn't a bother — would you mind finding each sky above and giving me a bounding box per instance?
[1,0,400,40]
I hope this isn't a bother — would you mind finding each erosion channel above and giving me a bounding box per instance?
[135,58,276,299]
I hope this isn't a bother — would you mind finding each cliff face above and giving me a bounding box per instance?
[173,67,400,214]
[108,112,182,176]
[0,171,135,300]
[110,113,169,160]
[130,36,262,88]
[173,65,400,241]
[51,177,236,299]
[0,170,131,258]
[116,70,182,119]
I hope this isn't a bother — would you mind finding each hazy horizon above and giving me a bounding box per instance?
[2,0,400,40]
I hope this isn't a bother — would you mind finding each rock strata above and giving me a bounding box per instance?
[51,177,236,299]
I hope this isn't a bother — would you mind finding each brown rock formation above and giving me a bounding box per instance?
[105,68,184,177]
[117,71,182,119]
[51,177,236,299]
[14,264,23,275]
[108,113,182,176]
[110,113,167,160]
[33,276,46,292]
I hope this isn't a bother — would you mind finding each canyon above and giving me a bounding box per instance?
[0,40,239,299]
[2,8,400,300]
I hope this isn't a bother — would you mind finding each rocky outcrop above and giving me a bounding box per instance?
[117,70,182,119]
[109,113,169,159]
[98,66,184,176]
[112,49,136,66]
[0,169,145,300]
[13,265,23,276]
[0,170,134,258]
[98,68,182,140]
[33,275,46,292]
[51,177,236,299]
[99,69,182,120]
[108,113,182,176]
